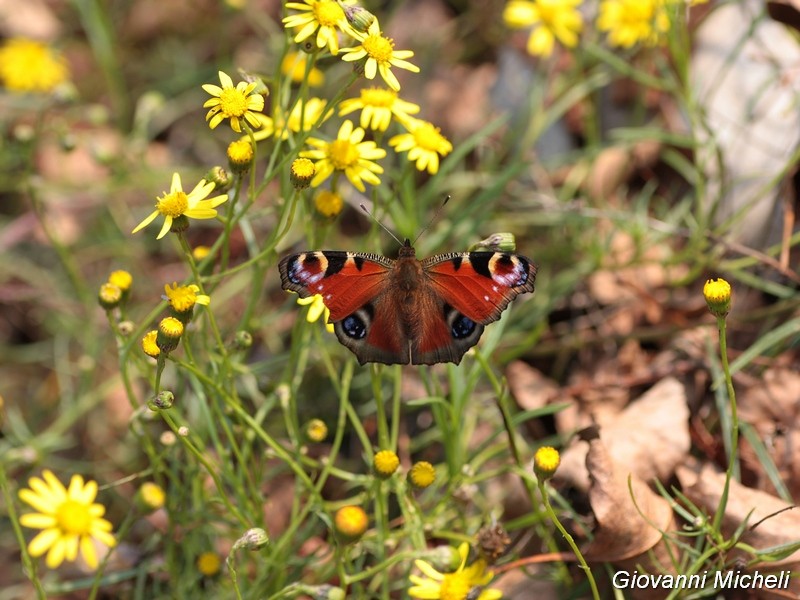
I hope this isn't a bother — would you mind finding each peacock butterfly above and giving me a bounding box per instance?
[278,239,536,365]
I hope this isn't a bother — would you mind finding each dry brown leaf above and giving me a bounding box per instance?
[506,360,576,439]
[737,367,800,498]
[581,431,676,564]
[558,377,690,492]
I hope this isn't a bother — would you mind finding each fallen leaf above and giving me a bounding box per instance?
[558,377,691,492]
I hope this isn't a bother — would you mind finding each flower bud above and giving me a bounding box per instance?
[290,157,316,190]
[228,140,254,174]
[156,317,184,353]
[98,283,122,310]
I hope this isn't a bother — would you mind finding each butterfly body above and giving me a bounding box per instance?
[279,240,536,365]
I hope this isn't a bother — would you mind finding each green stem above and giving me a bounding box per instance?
[538,480,600,600]
[712,314,738,533]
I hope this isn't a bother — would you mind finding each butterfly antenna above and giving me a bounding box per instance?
[412,195,450,245]
[359,203,403,246]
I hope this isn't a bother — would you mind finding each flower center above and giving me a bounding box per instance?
[414,123,446,151]
[363,34,394,63]
[55,499,92,536]
[328,139,359,169]
[169,287,198,312]
[439,572,471,600]
[313,0,345,26]
[361,88,396,107]
[157,191,189,217]
[218,87,249,117]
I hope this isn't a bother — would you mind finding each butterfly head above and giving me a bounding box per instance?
[398,239,416,259]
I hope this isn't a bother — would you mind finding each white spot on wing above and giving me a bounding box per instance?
[484,295,490,301]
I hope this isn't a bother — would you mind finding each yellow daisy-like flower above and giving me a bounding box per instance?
[305,418,328,442]
[597,0,672,49]
[98,283,122,310]
[334,505,369,541]
[202,71,265,133]
[164,282,210,313]
[373,450,400,478]
[291,157,316,189]
[252,97,334,142]
[410,542,502,600]
[339,87,421,132]
[107,270,133,292]
[503,0,583,57]
[389,118,453,175]
[282,0,352,56]
[0,38,70,94]
[297,294,335,333]
[408,461,436,489]
[132,172,228,240]
[281,51,325,86]
[703,277,731,317]
[135,482,166,513]
[142,330,160,358]
[533,446,561,480]
[314,189,344,217]
[197,551,222,577]
[341,20,420,92]
[301,119,386,192]
[18,470,116,569]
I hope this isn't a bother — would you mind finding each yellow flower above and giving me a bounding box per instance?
[334,505,368,541]
[227,139,255,174]
[389,118,452,175]
[281,51,325,86]
[202,70,265,132]
[597,0,672,48]
[107,270,133,292]
[18,470,116,569]
[306,418,328,442]
[142,330,160,358]
[503,0,583,57]
[164,282,210,313]
[373,450,400,478]
[132,172,228,240]
[0,38,69,93]
[314,189,343,218]
[135,482,166,513]
[282,0,353,55]
[409,461,436,489]
[341,20,420,91]
[297,294,335,332]
[291,157,316,189]
[409,542,502,600]
[301,119,386,192]
[157,316,184,353]
[98,283,122,310]
[339,87,420,132]
[533,446,560,480]
[703,277,731,317]
[251,97,333,142]
[197,551,222,576]
[193,245,211,261]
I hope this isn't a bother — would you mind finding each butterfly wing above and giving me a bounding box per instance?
[411,252,536,364]
[279,251,411,365]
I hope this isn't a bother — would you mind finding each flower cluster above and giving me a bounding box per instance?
[502,0,699,57]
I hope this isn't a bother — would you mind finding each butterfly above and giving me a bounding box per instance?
[278,238,536,365]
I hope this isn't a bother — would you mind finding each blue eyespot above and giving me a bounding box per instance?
[342,315,367,339]
[451,314,476,339]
